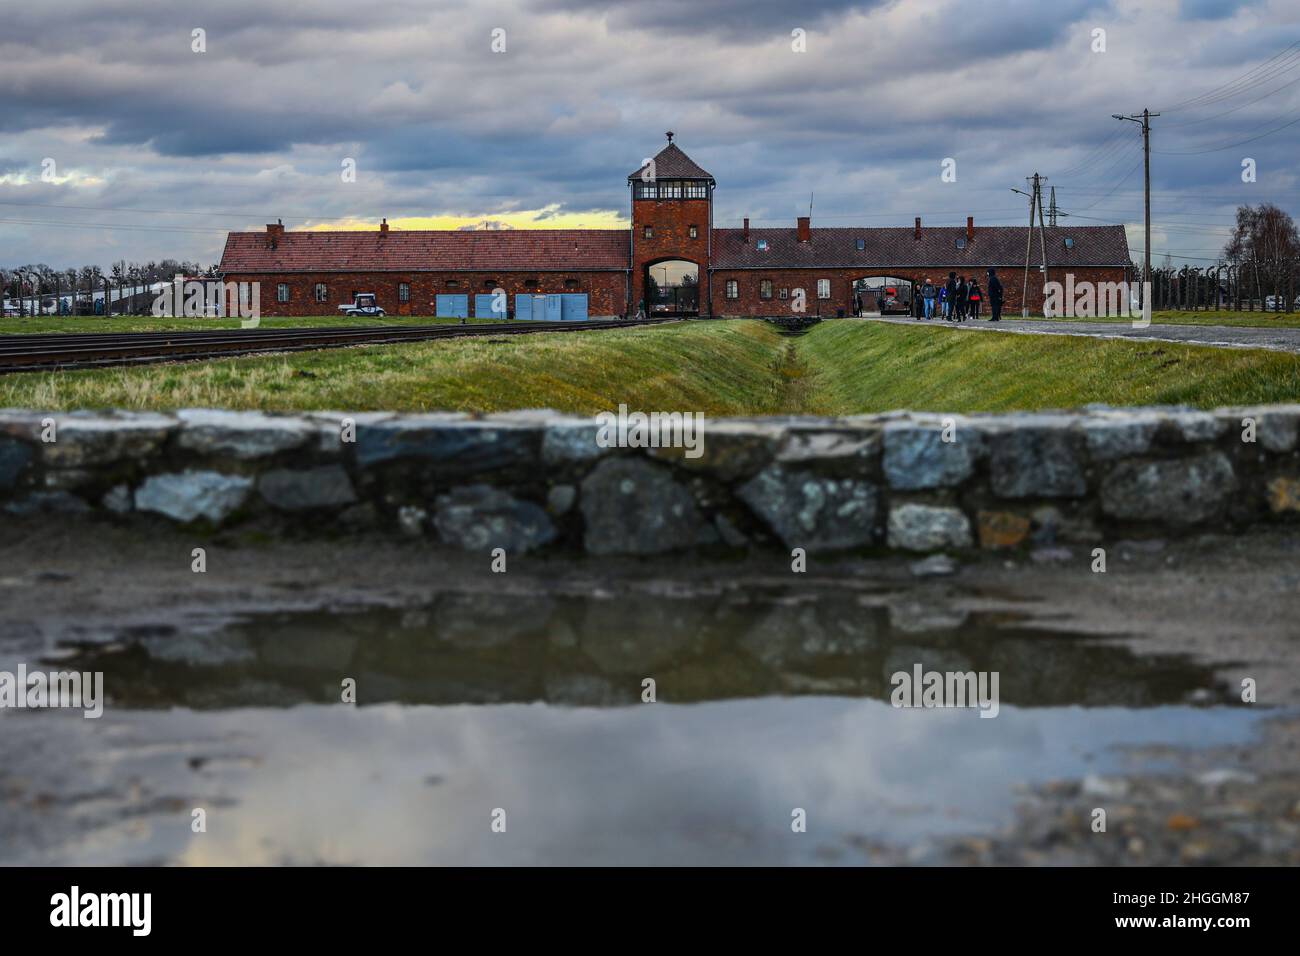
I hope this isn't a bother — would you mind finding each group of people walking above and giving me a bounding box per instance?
[914,269,1003,322]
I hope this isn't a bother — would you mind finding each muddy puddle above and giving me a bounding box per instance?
[0,587,1274,865]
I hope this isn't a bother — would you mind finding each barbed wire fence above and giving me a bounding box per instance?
[1142,259,1299,312]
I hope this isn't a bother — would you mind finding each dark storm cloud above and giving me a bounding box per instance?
[2,0,1300,268]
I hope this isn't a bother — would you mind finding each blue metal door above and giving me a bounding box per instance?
[435,294,469,318]
[545,296,563,321]
[475,293,507,320]
[514,294,532,321]
[560,294,589,320]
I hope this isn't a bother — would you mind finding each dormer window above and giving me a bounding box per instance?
[1064,237,1075,249]
[955,238,967,250]
[756,239,769,252]
[856,238,865,251]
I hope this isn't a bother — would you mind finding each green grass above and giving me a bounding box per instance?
[0,320,789,415]
[801,321,1300,413]
[2,319,1297,414]
[0,314,502,335]
[1051,309,1300,329]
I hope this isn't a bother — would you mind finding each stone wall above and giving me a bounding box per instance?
[2,405,1298,555]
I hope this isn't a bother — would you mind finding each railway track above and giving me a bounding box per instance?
[0,318,676,374]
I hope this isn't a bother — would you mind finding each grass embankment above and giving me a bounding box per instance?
[1,319,1296,414]
[0,320,788,415]
[801,321,1300,413]
[0,315,500,335]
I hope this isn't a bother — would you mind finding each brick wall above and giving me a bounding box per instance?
[221,271,630,318]
[708,266,1131,317]
[631,197,711,315]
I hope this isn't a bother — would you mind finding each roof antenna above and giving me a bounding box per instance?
[666,130,674,144]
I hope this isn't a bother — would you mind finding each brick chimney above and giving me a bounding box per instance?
[380,218,389,234]
[914,217,922,240]
[966,216,974,242]
[796,216,811,242]
[266,219,284,248]
[743,217,750,242]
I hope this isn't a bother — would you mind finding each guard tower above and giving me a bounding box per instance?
[628,133,715,316]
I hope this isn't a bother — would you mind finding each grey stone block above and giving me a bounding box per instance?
[135,470,252,523]
[1101,452,1236,524]
[434,484,557,553]
[990,428,1086,498]
[580,458,701,555]
[738,463,878,550]
[887,504,973,551]
[259,465,358,511]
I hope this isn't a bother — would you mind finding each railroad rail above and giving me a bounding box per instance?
[0,318,676,374]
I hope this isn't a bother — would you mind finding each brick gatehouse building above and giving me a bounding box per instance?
[219,136,1132,319]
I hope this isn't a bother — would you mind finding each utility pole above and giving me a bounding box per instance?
[1036,177,1050,301]
[1113,108,1159,305]
[1012,173,1046,317]
[1047,186,1059,227]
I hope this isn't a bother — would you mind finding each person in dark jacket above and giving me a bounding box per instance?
[987,268,1003,322]
[944,273,957,321]
[954,275,968,322]
[967,278,983,319]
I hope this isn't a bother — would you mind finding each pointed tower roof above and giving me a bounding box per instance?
[628,136,715,183]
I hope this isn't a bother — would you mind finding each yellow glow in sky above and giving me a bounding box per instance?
[305,204,627,232]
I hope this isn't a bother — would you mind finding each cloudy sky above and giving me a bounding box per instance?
[1,0,1298,269]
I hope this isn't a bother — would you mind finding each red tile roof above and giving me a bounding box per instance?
[711,225,1131,269]
[220,229,630,274]
[628,143,715,182]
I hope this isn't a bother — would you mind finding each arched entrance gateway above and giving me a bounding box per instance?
[645,259,699,316]
[853,276,915,316]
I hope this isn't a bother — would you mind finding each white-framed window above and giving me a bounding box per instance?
[688,225,698,239]
[277,283,289,303]
[644,225,653,239]
[779,288,788,300]
[399,283,410,302]
[725,280,738,299]
[685,183,708,199]
[817,278,831,300]
[759,279,773,300]
[314,283,328,302]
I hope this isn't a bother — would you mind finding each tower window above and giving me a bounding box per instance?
[685,183,708,199]
[725,280,738,300]
[644,225,653,239]
[759,280,773,300]
[689,225,698,239]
